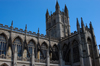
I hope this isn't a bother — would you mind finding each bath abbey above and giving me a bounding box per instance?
[0,1,100,66]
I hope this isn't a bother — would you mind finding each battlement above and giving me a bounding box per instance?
[71,31,77,35]
[0,23,58,40]
[48,11,66,20]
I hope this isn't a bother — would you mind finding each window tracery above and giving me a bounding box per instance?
[52,45,59,60]
[87,38,93,58]
[63,44,70,63]
[13,37,22,57]
[0,34,7,56]
[40,43,47,59]
[28,40,35,57]
[72,41,80,63]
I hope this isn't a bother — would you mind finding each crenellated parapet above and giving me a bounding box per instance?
[0,23,59,41]
[0,24,11,30]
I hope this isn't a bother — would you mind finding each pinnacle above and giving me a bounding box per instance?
[46,9,49,14]
[77,18,79,26]
[65,4,67,9]
[56,0,59,8]
[81,17,84,27]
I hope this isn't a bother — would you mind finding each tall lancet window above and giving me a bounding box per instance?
[40,43,47,59]
[62,44,70,62]
[0,34,7,55]
[13,37,22,57]
[87,38,93,58]
[72,41,80,63]
[62,44,67,60]
[52,45,59,60]
[28,40,35,57]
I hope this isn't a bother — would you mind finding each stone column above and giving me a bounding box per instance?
[71,45,73,66]
[85,43,92,66]
[14,46,17,66]
[78,34,84,66]
[50,53,52,60]
[22,49,27,61]
[37,51,40,61]
[47,49,50,66]
[79,45,84,66]
[84,34,92,66]
[32,47,35,66]
[6,46,12,59]
[59,50,62,66]
[91,31,100,66]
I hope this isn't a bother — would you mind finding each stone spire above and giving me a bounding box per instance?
[11,20,13,27]
[24,24,27,49]
[37,28,40,38]
[55,1,60,10]
[76,18,80,33]
[25,24,27,31]
[81,17,84,27]
[46,9,49,21]
[55,1,60,14]
[81,17,85,33]
[90,21,93,29]
[77,18,80,26]
[46,9,49,14]
[64,4,69,17]
[86,23,88,28]
[38,28,39,33]
[37,28,40,47]
[46,9,49,17]
[36,28,40,59]
[8,20,13,47]
[11,20,13,30]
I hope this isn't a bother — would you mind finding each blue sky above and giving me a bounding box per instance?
[0,0,100,48]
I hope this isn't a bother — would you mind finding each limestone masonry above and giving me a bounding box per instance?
[0,1,100,66]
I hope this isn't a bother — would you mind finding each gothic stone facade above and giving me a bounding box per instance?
[0,1,100,66]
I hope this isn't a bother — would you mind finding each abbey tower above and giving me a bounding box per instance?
[46,1,70,38]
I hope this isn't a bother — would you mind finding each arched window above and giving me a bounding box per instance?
[52,45,59,60]
[13,37,22,57]
[87,38,93,58]
[28,40,35,58]
[62,44,67,60]
[1,63,8,66]
[0,34,7,55]
[87,38,94,66]
[40,43,47,59]
[72,41,79,63]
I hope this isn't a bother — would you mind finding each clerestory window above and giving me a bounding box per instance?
[13,37,22,57]
[40,43,47,59]
[52,45,59,60]
[27,40,35,58]
[0,34,7,55]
